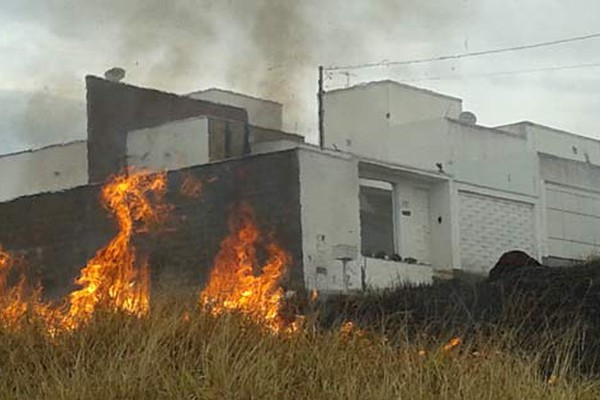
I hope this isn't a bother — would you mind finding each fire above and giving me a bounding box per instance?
[443,337,462,352]
[199,202,294,333]
[0,247,28,329]
[62,169,168,329]
[0,247,59,331]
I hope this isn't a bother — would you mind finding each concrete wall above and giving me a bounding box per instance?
[127,117,210,171]
[326,116,451,172]
[189,89,283,131]
[297,148,362,292]
[0,141,88,203]
[500,122,600,166]
[540,153,600,190]
[324,81,461,158]
[428,181,457,270]
[86,76,248,183]
[448,120,536,196]
[363,258,433,289]
[0,150,304,299]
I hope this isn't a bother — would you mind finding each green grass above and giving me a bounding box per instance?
[1,296,600,400]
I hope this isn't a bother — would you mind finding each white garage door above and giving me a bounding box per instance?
[545,184,600,260]
[459,191,536,273]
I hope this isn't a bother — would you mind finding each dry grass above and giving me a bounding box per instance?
[1,296,600,400]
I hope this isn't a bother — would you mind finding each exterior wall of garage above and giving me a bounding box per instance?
[539,154,600,263]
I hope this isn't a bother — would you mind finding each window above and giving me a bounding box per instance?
[359,179,395,257]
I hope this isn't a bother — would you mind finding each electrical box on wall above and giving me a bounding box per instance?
[332,244,358,261]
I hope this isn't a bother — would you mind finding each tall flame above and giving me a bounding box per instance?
[199,202,294,333]
[62,169,168,329]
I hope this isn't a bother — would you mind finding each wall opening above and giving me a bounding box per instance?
[359,179,395,258]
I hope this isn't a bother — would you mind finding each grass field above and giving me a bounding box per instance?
[2,292,600,400]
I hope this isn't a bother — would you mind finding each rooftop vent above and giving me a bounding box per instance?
[458,111,477,125]
[104,67,126,82]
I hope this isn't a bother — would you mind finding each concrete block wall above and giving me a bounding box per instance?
[0,150,303,300]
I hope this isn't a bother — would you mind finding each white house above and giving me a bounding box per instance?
[255,80,600,290]
[317,81,600,283]
[4,79,600,293]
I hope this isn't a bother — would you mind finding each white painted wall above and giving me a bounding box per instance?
[189,88,283,131]
[297,148,362,292]
[126,117,209,172]
[0,141,87,202]
[448,120,536,196]
[324,81,461,160]
[428,181,458,270]
[363,258,433,289]
[500,122,600,166]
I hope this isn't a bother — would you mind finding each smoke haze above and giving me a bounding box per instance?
[1,0,600,152]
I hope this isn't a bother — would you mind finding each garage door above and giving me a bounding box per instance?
[545,184,600,260]
[459,191,536,273]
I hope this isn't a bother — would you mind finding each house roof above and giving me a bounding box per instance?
[447,118,527,139]
[0,140,86,160]
[325,79,463,103]
[187,88,282,106]
[496,120,600,143]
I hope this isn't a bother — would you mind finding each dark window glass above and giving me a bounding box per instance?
[359,184,394,257]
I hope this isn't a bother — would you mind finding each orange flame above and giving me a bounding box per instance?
[199,202,294,333]
[443,337,462,352]
[0,247,28,329]
[62,169,168,329]
[0,247,59,331]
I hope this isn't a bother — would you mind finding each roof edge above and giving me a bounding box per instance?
[187,87,282,106]
[325,79,463,102]
[0,140,86,160]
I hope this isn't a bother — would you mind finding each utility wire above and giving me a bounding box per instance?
[399,61,600,82]
[326,32,600,71]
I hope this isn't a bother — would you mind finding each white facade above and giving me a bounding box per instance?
[5,79,599,292]
[126,117,210,172]
[297,148,362,292]
[295,146,434,292]
[0,141,87,202]
[308,80,600,287]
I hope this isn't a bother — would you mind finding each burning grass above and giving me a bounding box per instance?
[199,202,300,333]
[2,297,600,399]
[3,168,600,397]
[62,169,168,330]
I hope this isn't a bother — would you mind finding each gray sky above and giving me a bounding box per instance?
[1,0,600,154]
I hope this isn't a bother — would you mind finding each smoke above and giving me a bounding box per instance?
[2,0,473,146]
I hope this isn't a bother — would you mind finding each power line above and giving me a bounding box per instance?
[326,32,600,71]
[400,61,600,82]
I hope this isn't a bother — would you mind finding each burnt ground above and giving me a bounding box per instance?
[307,258,600,377]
